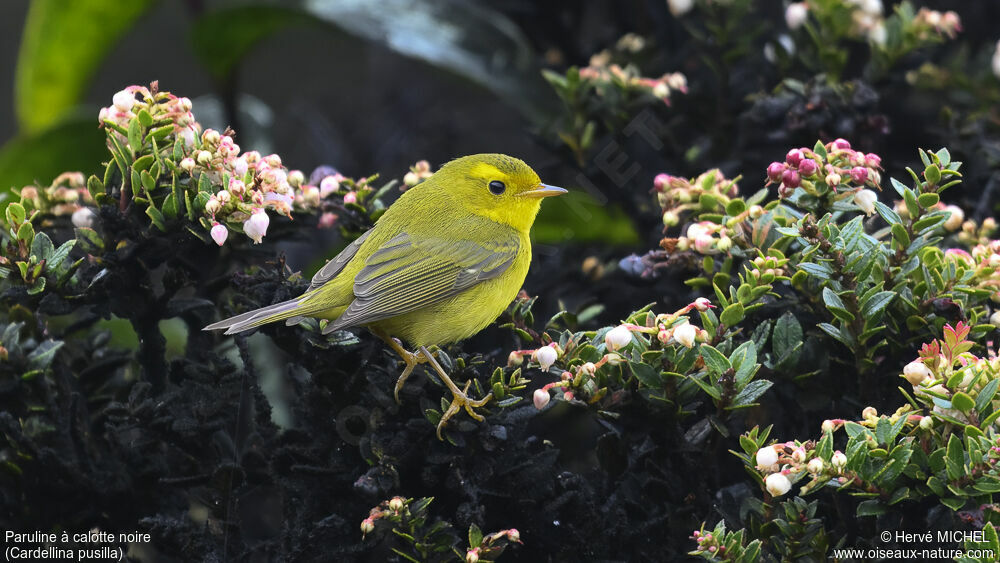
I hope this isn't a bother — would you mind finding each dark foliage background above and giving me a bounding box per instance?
[2,0,1000,561]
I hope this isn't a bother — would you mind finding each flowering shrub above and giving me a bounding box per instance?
[6,2,1000,561]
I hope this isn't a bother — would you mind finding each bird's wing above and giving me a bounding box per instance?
[326,230,519,331]
[306,228,373,292]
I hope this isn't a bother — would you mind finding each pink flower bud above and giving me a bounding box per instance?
[654,173,672,191]
[232,156,248,178]
[673,322,697,348]
[533,388,550,410]
[798,159,818,176]
[320,176,341,198]
[825,173,841,188]
[785,149,803,167]
[211,223,228,246]
[343,191,358,204]
[853,189,877,216]
[112,90,136,112]
[781,169,801,189]
[767,162,786,182]
[202,129,221,145]
[180,158,196,173]
[205,197,222,215]
[532,345,558,370]
[361,518,374,535]
[388,497,405,512]
[832,138,851,150]
[605,325,633,351]
[765,473,791,496]
[318,212,338,229]
[692,297,713,311]
[865,153,881,168]
[243,209,269,243]
[850,166,868,184]
[756,445,779,468]
[229,178,246,196]
[693,234,716,254]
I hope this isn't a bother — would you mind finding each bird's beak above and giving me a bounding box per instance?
[520,183,568,198]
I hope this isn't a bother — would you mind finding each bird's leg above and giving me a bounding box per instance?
[419,346,492,440]
[370,328,427,403]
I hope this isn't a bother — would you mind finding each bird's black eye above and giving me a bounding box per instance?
[488,180,506,195]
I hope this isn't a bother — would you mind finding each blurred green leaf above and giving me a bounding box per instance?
[15,0,156,133]
[191,0,554,118]
[532,190,639,245]
[0,115,107,207]
[190,6,320,80]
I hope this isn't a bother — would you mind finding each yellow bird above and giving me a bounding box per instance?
[204,154,566,438]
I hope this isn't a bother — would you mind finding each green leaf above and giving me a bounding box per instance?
[874,201,902,225]
[699,345,731,375]
[720,302,745,326]
[15,0,156,133]
[629,361,663,388]
[861,291,895,319]
[74,227,103,252]
[798,261,834,279]
[728,380,772,409]
[725,199,746,216]
[856,500,887,517]
[731,341,758,385]
[30,231,55,261]
[127,117,143,154]
[976,379,1000,414]
[917,192,939,208]
[951,391,975,413]
[6,202,26,225]
[47,239,76,272]
[941,497,966,511]
[946,434,964,481]
[468,523,483,548]
[890,223,910,247]
[26,339,63,370]
[924,164,941,185]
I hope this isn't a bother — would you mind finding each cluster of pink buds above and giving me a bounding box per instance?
[99,84,365,246]
[767,139,882,212]
[914,8,961,40]
[466,528,521,562]
[690,529,727,557]
[580,50,687,106]
[359,496,408,537]
[16,172,95,225]
[955,216,997,247]
[654,169,745,229]
[402,160,434,189]
[99,83,198,148]
[944,243,1000,303]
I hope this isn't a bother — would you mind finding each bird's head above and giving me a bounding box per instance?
[432,153,566,232]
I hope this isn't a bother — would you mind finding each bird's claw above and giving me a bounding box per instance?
[436,381,493,440]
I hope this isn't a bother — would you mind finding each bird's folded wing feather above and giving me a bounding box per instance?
[306,228,373,292]
[327,231,519,330]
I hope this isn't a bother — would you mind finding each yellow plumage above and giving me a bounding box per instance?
[204,153,565,437]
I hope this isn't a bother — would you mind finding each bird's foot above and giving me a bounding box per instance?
[418,346,492,440]
[436,380,493,440]
[393,347,428,403]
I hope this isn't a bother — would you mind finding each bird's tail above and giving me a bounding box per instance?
[203,295,316,335]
